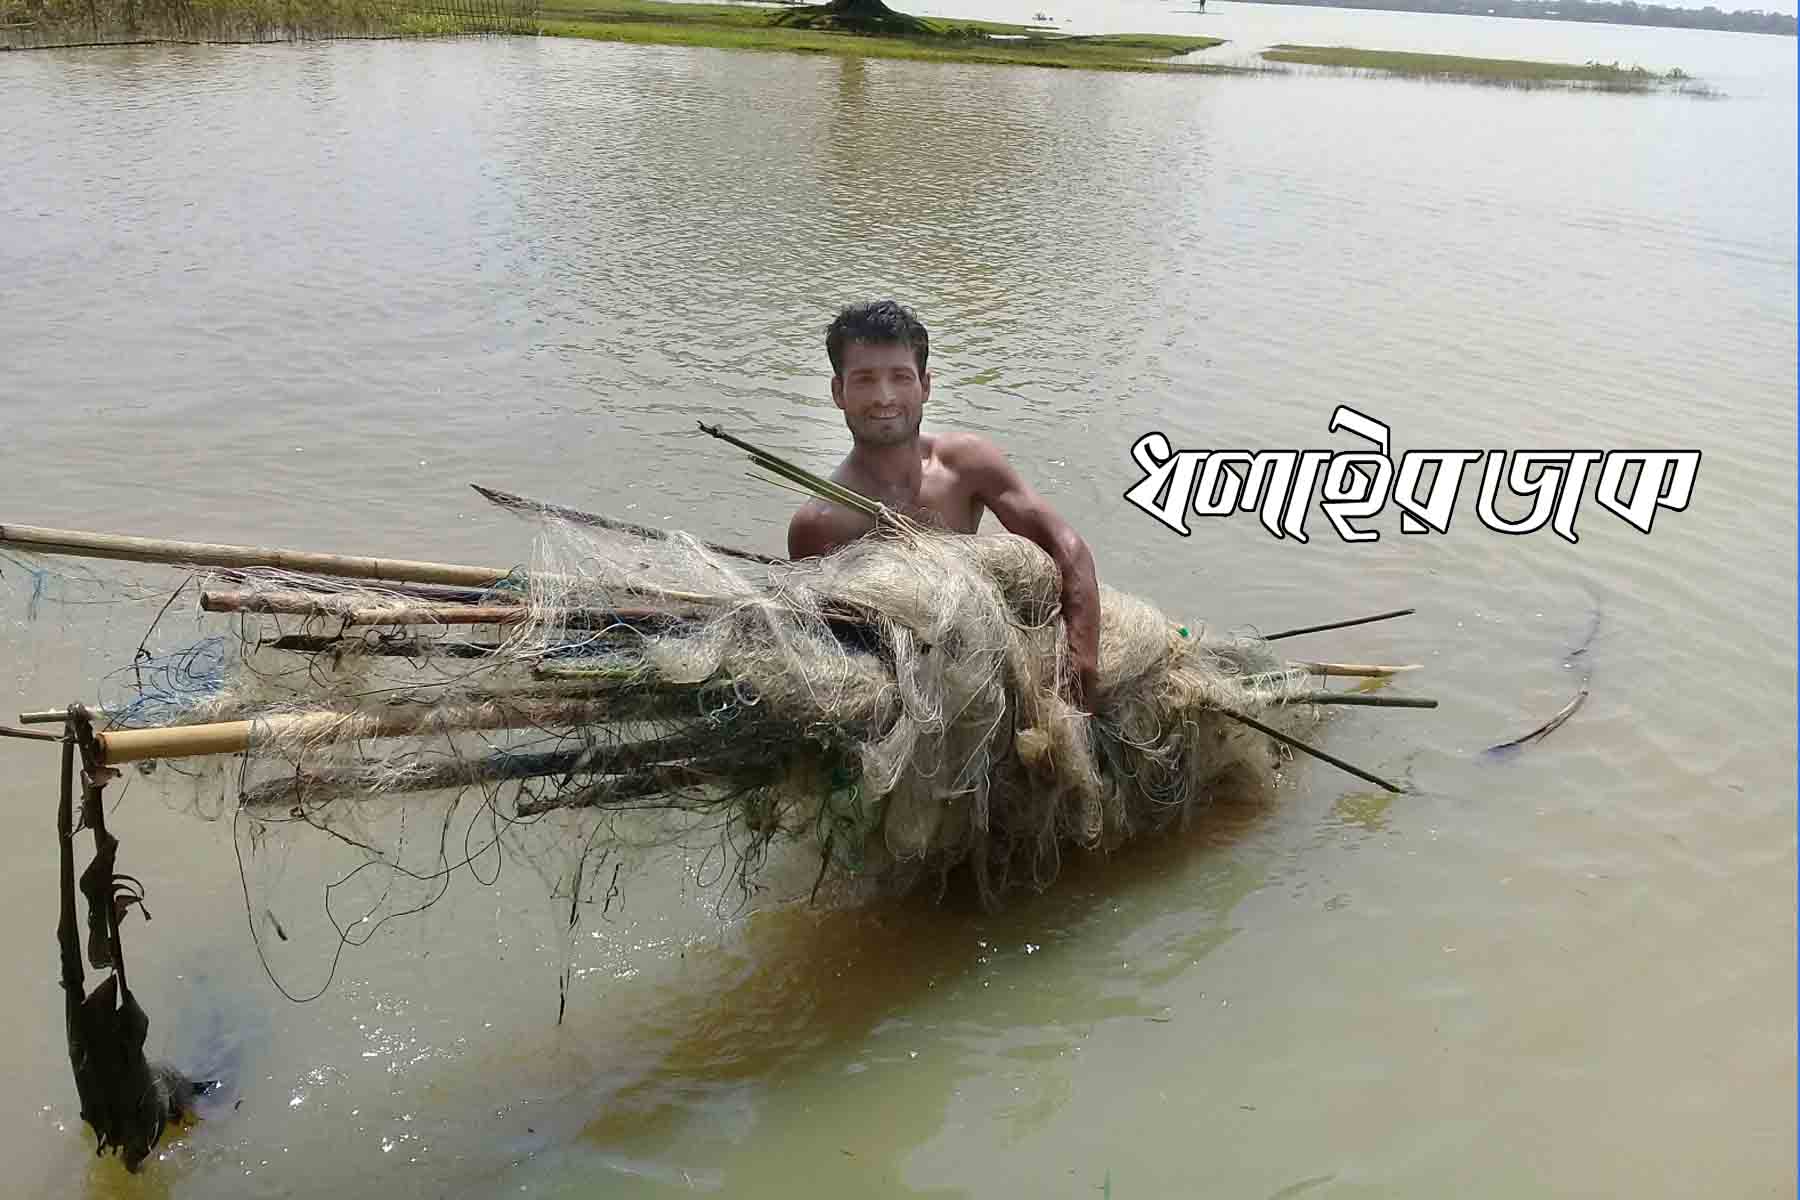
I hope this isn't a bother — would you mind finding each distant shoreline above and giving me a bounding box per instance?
[1236,0,1796,39]
[0,0,1717,93]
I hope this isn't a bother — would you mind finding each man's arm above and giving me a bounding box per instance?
[788,502,834,560]
[943,436,1102,710]
[788,500,869,560]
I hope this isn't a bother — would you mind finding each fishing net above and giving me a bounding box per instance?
[5,515,1325,997]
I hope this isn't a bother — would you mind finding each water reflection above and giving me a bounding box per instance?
[496,785,1278,1195]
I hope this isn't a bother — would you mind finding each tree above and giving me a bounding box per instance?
[776,0,931,35]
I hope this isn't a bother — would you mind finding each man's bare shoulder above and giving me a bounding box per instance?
[930,431,1010,475]
[930,431,1024,497]
[929,430,998,460]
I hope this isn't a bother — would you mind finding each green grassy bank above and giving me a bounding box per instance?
[2,0,1232,70]
[536,0,1231,73]
[1261,44,1702,91]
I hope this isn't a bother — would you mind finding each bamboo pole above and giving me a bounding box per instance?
[264,634,507,660]
[207,585,880,640]
[240,728,731,807]
[240,747,599,807]
[0,522,515,588]
[94,696,627,766]
[201,589,701,628]
[212,567,519,606]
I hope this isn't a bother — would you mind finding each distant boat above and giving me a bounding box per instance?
[1033,10,1050,20]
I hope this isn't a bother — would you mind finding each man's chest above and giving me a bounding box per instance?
[855,471,981,534]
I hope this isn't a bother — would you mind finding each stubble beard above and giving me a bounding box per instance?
[850,411,922,449]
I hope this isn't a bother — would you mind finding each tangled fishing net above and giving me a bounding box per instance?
[5,516,1325,984]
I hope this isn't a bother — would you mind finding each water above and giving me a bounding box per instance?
[0,8,1794,1196]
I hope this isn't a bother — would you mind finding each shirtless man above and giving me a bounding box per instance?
[786,300,1102,709]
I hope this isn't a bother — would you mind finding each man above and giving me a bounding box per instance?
[786,300,1102,709]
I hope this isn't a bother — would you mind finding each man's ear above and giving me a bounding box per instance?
[920,368,931,405]
[830,374,846,411]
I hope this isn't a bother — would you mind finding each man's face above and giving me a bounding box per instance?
[832,339,929,448]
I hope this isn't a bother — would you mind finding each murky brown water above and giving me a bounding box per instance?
[1,11,1794,1197]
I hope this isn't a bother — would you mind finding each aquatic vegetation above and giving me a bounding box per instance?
[0,0,536,49]
[1261,44,1709,92]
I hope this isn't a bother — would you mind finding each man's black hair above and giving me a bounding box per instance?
[826,300,930,377]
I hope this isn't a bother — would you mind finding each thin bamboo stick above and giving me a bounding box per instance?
[1265,608,1416,641]
[470,484,783,566]
[698,422,895,523]
[1,724,62,743]
[749,452,882,519]
[1292,661,1422,678]
[1218,707,1403,794]
[240,746,599,807]
[0,522,514,588]
[1278,693,1438,709]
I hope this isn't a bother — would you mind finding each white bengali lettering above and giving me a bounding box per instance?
[1596,451,1701,534]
